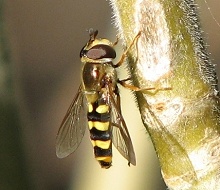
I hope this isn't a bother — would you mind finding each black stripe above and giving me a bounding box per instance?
[87,112,110,122]
[87,101,110,122]
[90,127,111,141]
[94,146,112,157]
[99,161,111,169]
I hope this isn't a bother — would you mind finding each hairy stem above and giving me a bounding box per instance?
[109,0,220,189]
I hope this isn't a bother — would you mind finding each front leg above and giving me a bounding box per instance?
[118,78,171,93]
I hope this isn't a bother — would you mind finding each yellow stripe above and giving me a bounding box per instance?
[88,103,93,112]
[96,105,109,113]
[91,140,111,149]
[88,121,109,131]
[88,121,93,130]
[96,156,112,162]
[91,140,95,147]
[96,140,111,149]
[93,121,109,131]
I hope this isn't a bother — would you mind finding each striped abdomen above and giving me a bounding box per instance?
[87,101,112,169]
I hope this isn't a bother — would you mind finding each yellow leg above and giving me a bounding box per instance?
[118,79,155,91]
[118,78,172,92]
[114,31,141,68]
[112,37,119,46]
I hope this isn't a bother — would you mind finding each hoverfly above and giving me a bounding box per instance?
[56,29,140,168]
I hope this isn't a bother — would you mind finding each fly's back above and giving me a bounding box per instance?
[80,29,117,168]
[56,29,136,169]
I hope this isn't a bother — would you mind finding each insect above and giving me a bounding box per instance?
[56,29,140,168]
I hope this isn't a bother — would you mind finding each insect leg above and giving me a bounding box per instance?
[112,37,119,46]
[117,78,155,91]
[113,31,141,68]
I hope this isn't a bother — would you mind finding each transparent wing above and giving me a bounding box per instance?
[56,85,87,158]
[142,97,197,180]
[108,88,136,166]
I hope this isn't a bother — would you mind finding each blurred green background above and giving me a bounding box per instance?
[1,1,219,190]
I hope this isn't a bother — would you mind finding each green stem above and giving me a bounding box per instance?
[109,0,220,189]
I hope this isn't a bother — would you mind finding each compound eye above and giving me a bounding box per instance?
[86,44,116,60]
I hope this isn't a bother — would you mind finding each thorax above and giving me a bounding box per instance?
[82,62,117,103]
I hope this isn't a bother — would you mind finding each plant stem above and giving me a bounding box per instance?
[109,0,220,189]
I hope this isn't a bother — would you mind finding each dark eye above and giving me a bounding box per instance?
[83,45,116,60]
